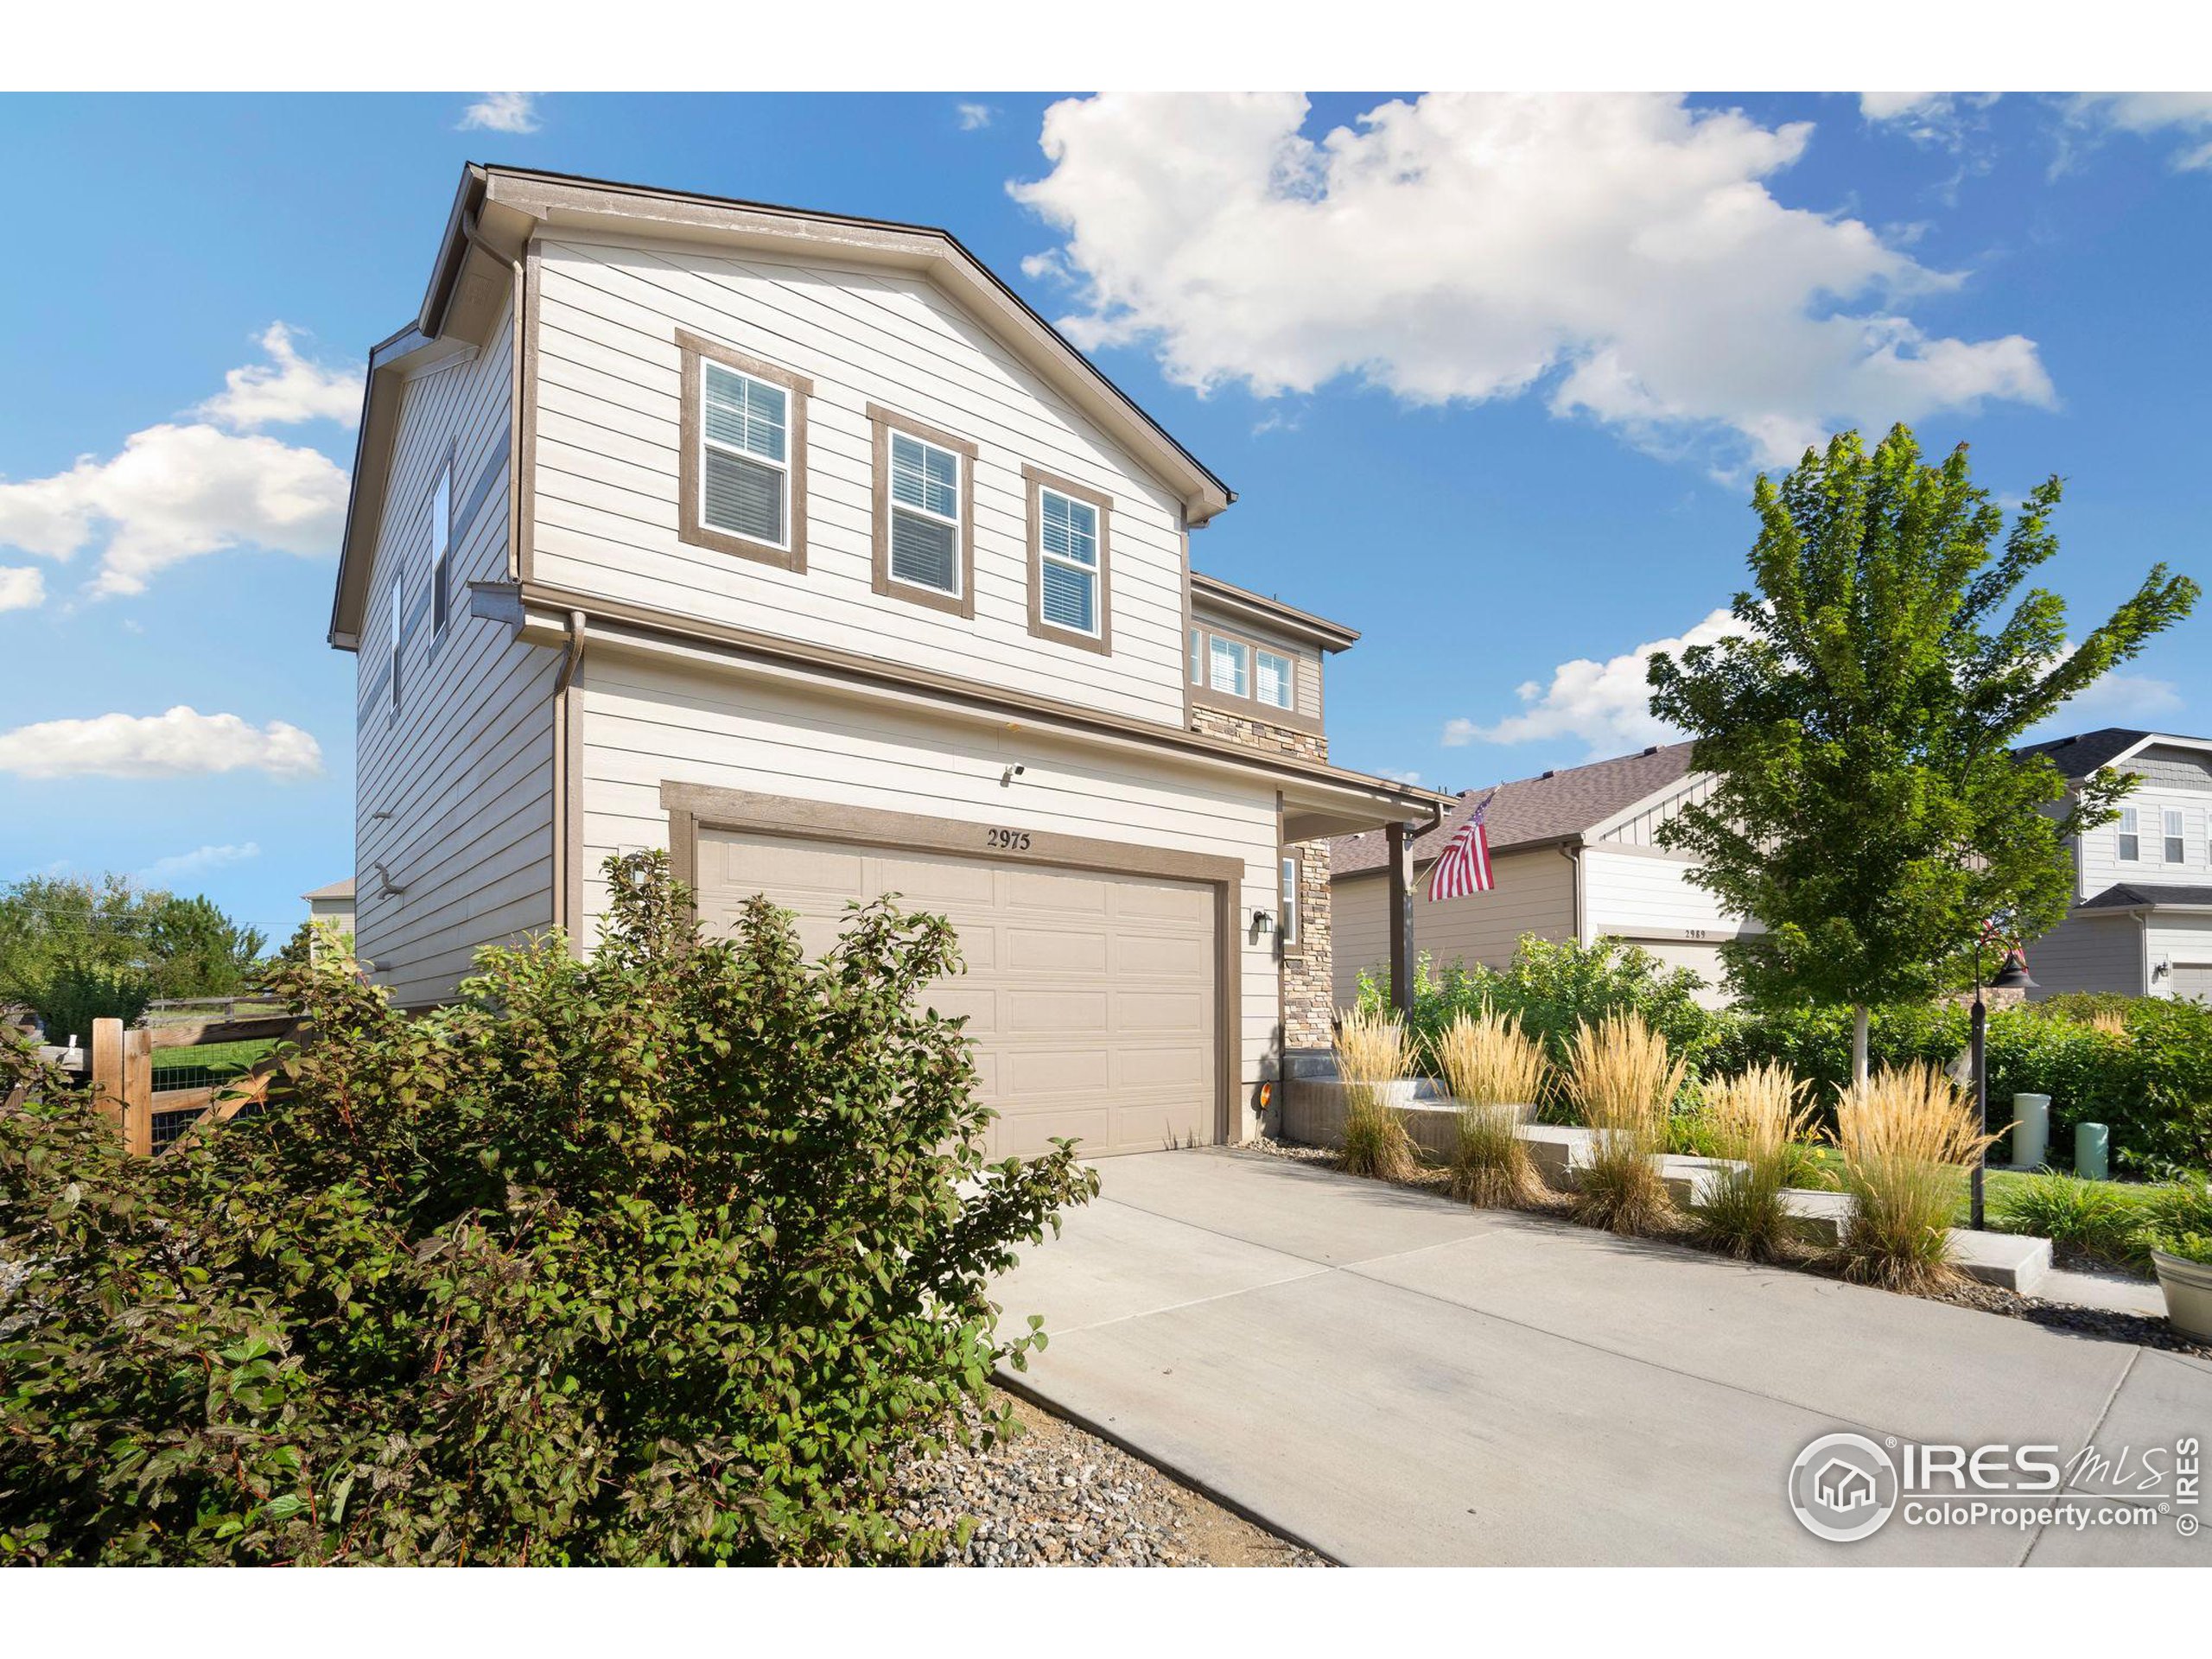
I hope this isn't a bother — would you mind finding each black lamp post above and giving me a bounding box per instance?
[1968,942,2038,1231]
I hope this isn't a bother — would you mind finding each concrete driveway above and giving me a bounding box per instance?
[992,1149,2212,1567]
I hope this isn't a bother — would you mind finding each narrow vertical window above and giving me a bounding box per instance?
[429,461,453,636]
[1280,855,1300,946]
[388,573,404,715]
[1189,626,1203,685]
[2119,807,2139,861]
[2164,808,2185,864]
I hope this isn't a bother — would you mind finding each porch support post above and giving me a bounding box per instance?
[1386,819,1415,1019]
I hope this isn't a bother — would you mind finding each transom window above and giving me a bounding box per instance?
[701,362,791,548]
[2119,807,2140,861]
[889,430,963,595]
[1255,648,1294,712]
[1208,634,1249,698]
[1038,487,1100,635]
[2165,809,2185,864]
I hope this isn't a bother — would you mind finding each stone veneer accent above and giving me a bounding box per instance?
[1192,705,1336,1052]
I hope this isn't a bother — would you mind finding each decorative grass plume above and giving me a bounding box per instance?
[1833,1062,2002,1293]
[1336,1006,1416,1181]
[1693,1062,1815,1262]
[1431,1005,1549,1207]
[1565,1010,1687,1235]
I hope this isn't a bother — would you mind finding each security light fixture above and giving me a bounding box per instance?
[1000,764,1026,787]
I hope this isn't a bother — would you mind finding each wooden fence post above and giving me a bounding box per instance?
[124,1026,154,1156]
[90,1017,124,1135]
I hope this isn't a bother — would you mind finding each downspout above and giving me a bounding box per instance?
[1560,838,1587,945]
[556,608,587,696]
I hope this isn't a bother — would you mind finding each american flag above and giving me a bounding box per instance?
[1427,794,1495,901]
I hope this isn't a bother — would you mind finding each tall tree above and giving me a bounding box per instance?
[1647,424,2198,1080]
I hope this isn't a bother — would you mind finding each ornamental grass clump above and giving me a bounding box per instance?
[1565,1011,1688,1235]
[1692,1062,1815,1262]
[1336,1006,1416,1181]
[1832,1062,2003,1292]
[1431,1005,1549,1206]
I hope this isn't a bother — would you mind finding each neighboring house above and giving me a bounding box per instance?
[326,163,1440,1156]
[1330,742,1753,1009]
[301,878,356,940]
[2014,728,2212,1001]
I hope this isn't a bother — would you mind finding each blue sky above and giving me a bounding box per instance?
[0,90,2206,944]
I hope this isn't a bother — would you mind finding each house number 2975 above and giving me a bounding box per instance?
[986,827,1033,852]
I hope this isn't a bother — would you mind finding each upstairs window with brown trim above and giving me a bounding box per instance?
[1024,466,1112,655]
[677,328,811,571]
[1188,622,1320,734]
[868,404,976,618]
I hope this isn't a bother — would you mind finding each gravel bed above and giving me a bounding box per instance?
[891,1391,1325,1567]
[1236,1138,2212,1358]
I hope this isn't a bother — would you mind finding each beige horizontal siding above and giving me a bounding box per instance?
[575,645,1286,1135]
[1331,845,1575,1007]
[528,234,1191,728]
[2026,911,2144,998]
[354,306,558,1007]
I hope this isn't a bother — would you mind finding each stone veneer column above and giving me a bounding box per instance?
[1190,707,1338,1052]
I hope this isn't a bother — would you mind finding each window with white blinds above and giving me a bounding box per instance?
[701,361,790,547]
[1208,635,1249,698]
[1038,486,1099,634]
[2120,808,2140,861]
[889,431,962,594]
[1255,648,1293,711]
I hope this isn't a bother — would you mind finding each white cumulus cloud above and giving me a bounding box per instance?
[1443,607,1745,756]
[2057,669,2184,721]
[197,323,359,429]
[138,841,263,884]
[0,708,323,780]
[0,324,353,597]
[0,567,42,612]
[459,92,542,134]
[1012,92,2055,469]
[2063,92,2212,172]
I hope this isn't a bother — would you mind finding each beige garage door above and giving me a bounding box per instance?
[1616,937,1731,1007]
[694,828,1219,1158]
[2173,963,2212,1004]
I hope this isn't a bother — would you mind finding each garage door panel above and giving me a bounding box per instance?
[1113,931,1213,979]
[2174,964,2212,1003]
[1002,868,1110,916]
[696,828,1218,1157]
[1004,925,1111,976]
[1113,881,1211,925]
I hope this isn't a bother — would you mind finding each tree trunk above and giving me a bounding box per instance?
[1851,1004,1871,1086]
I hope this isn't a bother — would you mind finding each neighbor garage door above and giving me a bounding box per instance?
[1618,937,1730,1008]
[2172,963,2212,1004]
[693,828,1219,1158]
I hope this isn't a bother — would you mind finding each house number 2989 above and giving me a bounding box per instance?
[986,827,1033,852]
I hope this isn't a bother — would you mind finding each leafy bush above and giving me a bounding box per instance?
[2144,1230,2212,1268]
[0,851,1095,1565]
[16,959,154,1039]
[1362,936,1713,1111]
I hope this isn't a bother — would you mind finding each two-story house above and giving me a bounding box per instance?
[1329,742,1757,1009]
[325,164,1442,1157]
[2016,727,2212,1001]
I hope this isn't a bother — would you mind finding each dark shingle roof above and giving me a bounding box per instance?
[1332,741,1697,877]
[2081,883,2212,911]
[2015,728,2168,779]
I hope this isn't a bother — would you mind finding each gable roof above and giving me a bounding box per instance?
[2016,727,2212,780]
[330,163,1236,647]
[1190,573,1358,653]
[1332,741,1697,877]
[302,879,355,902]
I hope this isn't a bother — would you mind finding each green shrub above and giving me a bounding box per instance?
[1363,936,1713,1115]
[2143,1230,2212,1267]
[19,959,154,1039]
[0,850,1095,1565]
